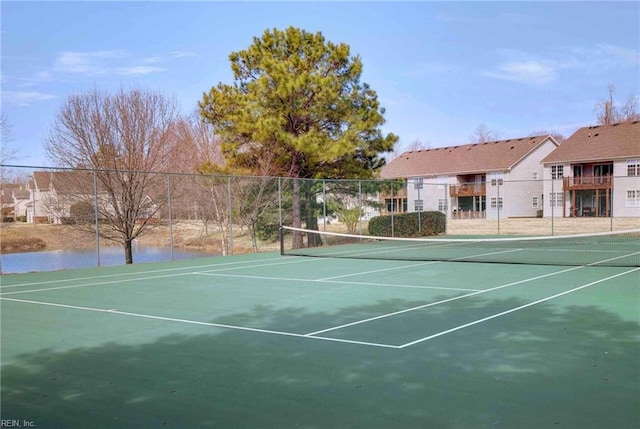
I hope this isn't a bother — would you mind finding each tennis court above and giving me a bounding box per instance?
[1,233,639,428]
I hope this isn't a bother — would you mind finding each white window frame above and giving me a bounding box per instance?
[626,190,640,207]
[532,196,539,209]
[627,159,640,176]
[532,172,539,180]
[490,172,504,186]
[549,192,563,208]
[413,177,423,189]
[414,199,424,212]
[490,197,503,209]
[551,165,564,180]
[437,198,448,212]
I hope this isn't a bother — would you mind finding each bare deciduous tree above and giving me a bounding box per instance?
[45,87,182,264]
[469,123,502,143]
[1,113,19,165]
[595,85,640,125]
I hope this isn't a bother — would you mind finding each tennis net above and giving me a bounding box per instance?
[280,226,640,267]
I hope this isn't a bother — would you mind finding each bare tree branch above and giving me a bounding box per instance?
[44,87,182,264]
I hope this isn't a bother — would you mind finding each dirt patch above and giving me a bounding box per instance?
[0,222,277,255]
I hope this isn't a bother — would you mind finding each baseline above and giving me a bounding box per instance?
[0,296,399,349]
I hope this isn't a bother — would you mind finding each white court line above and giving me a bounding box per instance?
[0,256,287,289]
[587,251,640,266]
[193,271,480,292]
[317,261,439,281]
[0,272,198,296]
[399,267,640,348]
[305,266,583,336]
[0,256,330,296]
[0,297,399,349]
[317,248,523,281]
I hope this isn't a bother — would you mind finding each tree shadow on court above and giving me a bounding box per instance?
[1,296,638,429]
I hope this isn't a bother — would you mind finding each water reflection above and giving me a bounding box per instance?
[0,246,212,274]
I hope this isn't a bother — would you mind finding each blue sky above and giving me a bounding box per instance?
[2,1,639,168]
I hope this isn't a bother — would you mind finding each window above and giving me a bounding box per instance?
[532,196,540,208]
[551,165,564,180]
[626,190,640,207]
[414,199,424,212]
[627,159,640,176]
[437,198,448,212]
[413,177,423,189]
[386,199,395,212]
[386,198,407,213]
[549,192,563,208]
[532,172,539,180]
[490,197,503,209]
[490,172,504,186]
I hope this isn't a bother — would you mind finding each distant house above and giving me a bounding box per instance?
[21,170,164,225]
[381,135,560,219]
[25,171,94,224]
[541,120,640,218]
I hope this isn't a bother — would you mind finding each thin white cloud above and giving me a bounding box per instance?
[484,43,639,86]
[53,49,182,77]
[54,50,128,75]
[170,51,197,58]
[116,65,168,76]
[593,43,640,65]
[483,60,557,86]
[3,49,195,107]
[3,91,56,107]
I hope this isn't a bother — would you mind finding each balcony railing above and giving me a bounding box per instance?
[563,176,612,190]
[450,183,486,197]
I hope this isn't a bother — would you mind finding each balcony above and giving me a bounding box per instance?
[563,176,612,190]
[450,183,486,197]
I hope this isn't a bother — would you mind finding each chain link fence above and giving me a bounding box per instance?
[1,164,639,271]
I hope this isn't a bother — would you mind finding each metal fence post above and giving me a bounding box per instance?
[497,181,501,235]
[227,175,233,255]
[551,177,555,235]
[93,169,100,267]
[322,179,327,232]
[358,180,363,236]
[167,173,174,261]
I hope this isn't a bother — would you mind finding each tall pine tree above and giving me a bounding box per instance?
[200,27,397,248]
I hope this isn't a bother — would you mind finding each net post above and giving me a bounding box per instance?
[279,226,285,256]
[227,175,233,255]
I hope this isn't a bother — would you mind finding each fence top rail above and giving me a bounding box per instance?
[2,164,639,184]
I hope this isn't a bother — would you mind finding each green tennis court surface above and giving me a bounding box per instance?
[1,253,638,428]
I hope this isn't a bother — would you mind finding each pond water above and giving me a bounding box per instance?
[0,246,213,274]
